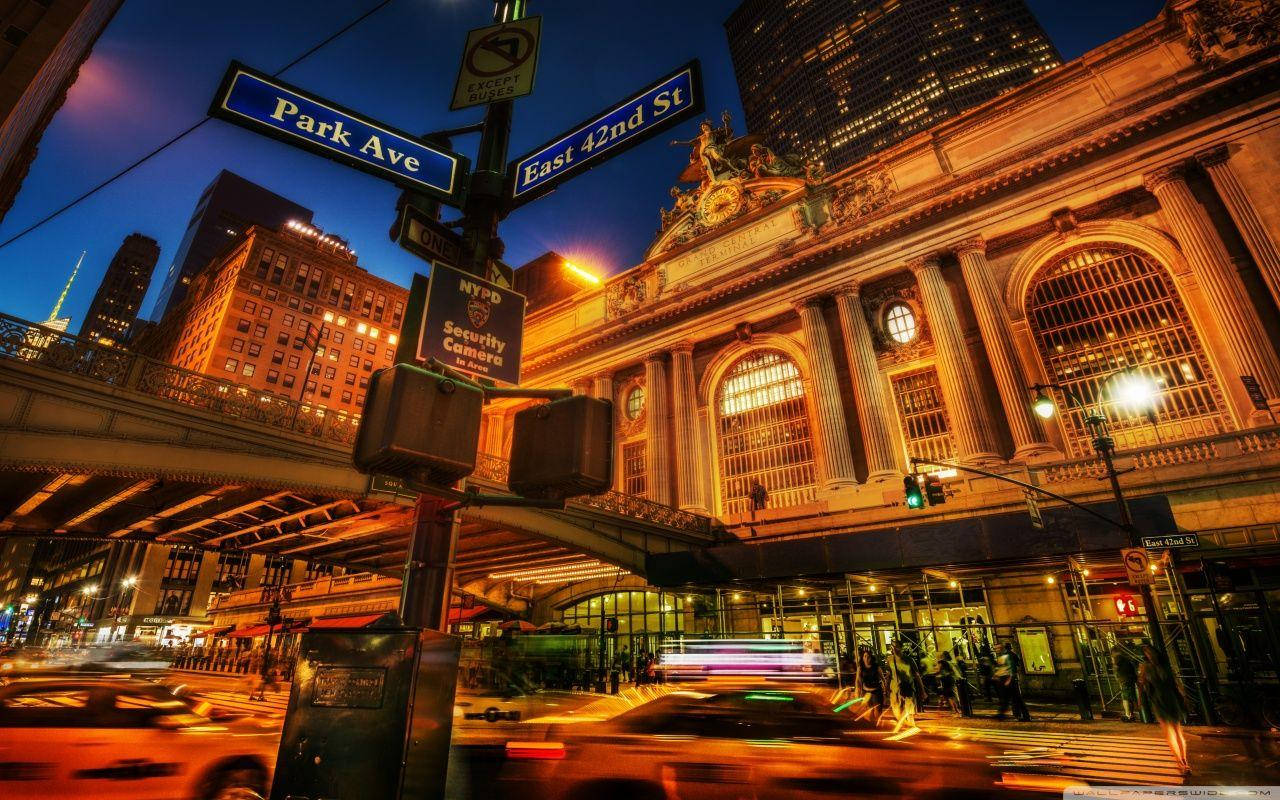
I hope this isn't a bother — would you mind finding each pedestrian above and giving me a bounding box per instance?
[854,647,885,721]
[619,646,631,681]
[1113,650,1140,722]
[1138,644,1189,774]
[977,642,995,702]
[749,480,768,518]
[936,651,962,716]
[994,642,1031,721]
[886,641,919,733]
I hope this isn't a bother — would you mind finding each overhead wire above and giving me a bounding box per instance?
[0,0,394,253]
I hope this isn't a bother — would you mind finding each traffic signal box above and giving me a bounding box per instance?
[509,395,613,500]
[353,364,482,484]
[923,473,946,506]
[1114,594,1139,617]
[903,475,924,509]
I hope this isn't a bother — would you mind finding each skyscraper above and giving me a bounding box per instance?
[150,170,313,322]
[79,233,159,345]
[0,0,122,223]
[724,0,1061,171]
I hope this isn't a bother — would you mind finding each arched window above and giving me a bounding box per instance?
[1026,245,1228,456]
[715,349,817,516]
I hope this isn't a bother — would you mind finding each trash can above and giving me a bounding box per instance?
[1072,678,1093,721]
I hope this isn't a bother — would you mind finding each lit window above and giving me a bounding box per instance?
[884,302,917,344]
[323,311,334,323]
[387,334,398,346]
[625,386,645,420]
[369,328,379,339]
[356,322,368,334]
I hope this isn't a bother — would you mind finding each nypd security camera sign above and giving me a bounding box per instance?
[211,62,469,206]
[418,262,526,384]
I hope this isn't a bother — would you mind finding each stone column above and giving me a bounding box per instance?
[591,371,614,403]
[1146,165,1280,415]
[834,286,905,481]
[909,255,1001,464]
[644,352,674,506]
[571,378,592,396]
[953,237,1058,461]
[1197,145,1280,311]
[795,297,858,490]
[671,343,709,513]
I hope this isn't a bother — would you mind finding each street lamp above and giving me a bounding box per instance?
[1028,371,1167,654]
[121,576,137,588]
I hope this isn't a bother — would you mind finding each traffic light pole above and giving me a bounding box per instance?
[398,0,525,632]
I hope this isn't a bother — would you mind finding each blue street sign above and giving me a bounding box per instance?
[508,60,703,207]
[210,62,469,206]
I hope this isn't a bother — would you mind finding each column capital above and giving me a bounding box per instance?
[1195,144,1231,168]
[793,293,827,312]
[644,350,667,364]
[833,282,862,299]
[906,254,942,275]
[671,341,695,356]
[590,369,613,382]
[952,236,987,258]
[1143,163,1189,194]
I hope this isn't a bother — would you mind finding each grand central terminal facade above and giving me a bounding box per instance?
[473,1,1280,700]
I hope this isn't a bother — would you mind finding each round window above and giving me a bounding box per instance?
[625,386,645,420]
[884,302,917,344]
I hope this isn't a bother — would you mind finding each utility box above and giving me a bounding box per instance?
[269,627,461,800]
[352,363,482,484]
[509,395,612,499]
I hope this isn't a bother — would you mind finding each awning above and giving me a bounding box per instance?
[295,612,390,631]
[204,625,235,638]
[226,623,275,638]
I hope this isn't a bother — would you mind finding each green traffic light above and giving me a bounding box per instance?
[903,475,924,509]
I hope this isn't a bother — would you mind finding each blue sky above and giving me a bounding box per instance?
[0,0,1163,328]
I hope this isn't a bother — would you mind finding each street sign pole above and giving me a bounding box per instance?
[399,0,526,633]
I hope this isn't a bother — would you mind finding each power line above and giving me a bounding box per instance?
[0,0,394,254]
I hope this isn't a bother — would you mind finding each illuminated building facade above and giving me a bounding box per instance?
[78,233,158,346]
[0,0,122,222]
[478,2,1280,696]
[150,170,314,322]
[724,0,1061,170]
[153,221,408,415]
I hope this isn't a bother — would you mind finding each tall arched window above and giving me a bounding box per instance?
[1026,245,1228,456]
[715,349,817,516]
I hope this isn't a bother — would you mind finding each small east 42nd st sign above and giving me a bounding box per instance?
[509,60,704,208]
[451,16,542,111]
[1141,533,1200,549]
[419,262,526,385]
[211,62,469,206]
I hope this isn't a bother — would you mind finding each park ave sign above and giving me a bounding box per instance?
[211,62,469,205]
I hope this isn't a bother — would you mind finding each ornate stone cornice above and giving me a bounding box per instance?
[952,236,986,258]
[1195,143,1231,168]
[1143,163,1189,193]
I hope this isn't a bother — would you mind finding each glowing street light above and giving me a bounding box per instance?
[82,584,98,595]
[1032,392,1056,419]
[562,260,601,286]
[122,576,138,588]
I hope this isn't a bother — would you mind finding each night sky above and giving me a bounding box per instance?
[0,0,1164,327]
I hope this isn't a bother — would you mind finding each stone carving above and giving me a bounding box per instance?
[606,272,647,318]
[829,169,896,223]
[1180,0,1280,65]
[656,111,818,243]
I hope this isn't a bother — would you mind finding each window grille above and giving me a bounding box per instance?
[1026,245,1228,457]
[891,366,957,466]
[715,350,816,516]
[622,441,647,497]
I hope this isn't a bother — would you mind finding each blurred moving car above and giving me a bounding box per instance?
[0,678,276,800]
[483,686,1013,800]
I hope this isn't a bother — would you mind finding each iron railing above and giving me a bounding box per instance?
[0,312,358,446]
[1040,424,1280,483]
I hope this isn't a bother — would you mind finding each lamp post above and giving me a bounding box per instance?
[1028,373,1167,654]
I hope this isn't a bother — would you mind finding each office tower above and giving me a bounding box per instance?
[150,170,313,321]
[725,0,1061,170]
[79,233,158,345]
[0,0,122,222]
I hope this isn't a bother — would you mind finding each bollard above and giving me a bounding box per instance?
[610,669,620,695]
[1072,678,1093,720]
